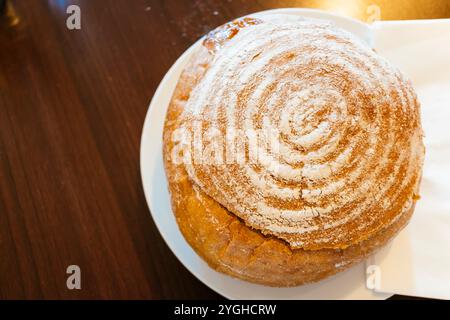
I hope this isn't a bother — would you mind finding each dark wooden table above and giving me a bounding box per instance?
[0,0,448,299]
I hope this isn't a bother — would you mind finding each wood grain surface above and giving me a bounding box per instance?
[0,0,448,299]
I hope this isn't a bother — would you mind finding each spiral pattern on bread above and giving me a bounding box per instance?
[176,16,424,250]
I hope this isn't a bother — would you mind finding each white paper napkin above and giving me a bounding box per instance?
[366,19,450,299]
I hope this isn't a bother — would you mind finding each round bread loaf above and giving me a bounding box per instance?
[162,14,425,286]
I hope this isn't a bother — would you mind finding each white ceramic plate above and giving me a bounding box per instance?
[140,8,392,300]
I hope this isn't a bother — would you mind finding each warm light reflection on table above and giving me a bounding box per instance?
[265,0,450,21]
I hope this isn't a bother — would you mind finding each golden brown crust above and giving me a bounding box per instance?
[162,16,422,286]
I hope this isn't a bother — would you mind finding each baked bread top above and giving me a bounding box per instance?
[170,14,425,250]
